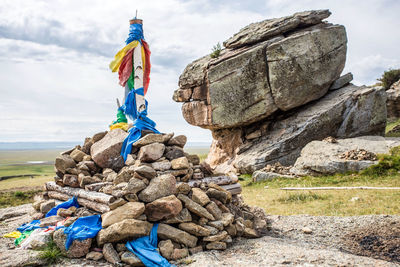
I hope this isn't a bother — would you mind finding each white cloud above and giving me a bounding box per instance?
[0,0,399,143]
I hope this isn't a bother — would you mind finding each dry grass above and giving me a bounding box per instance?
[240,173,400,216]
[0,175,53,191]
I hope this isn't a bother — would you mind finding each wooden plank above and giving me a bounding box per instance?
[45,181,116,204]
[47,191,110,213]
[281,186,400,191]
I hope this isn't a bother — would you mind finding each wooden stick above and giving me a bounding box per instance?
[187,176,234,187]
[45,181,116,204]
[47,191,109,213]
[281,186,400,191]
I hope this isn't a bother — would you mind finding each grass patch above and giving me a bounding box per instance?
[240,171,400,216]
[277,192,329,203]
[0,175,53,191]
[39,241,64,264]
[0,164,54,177]
[0,190,42,208]
[386,118,400,137]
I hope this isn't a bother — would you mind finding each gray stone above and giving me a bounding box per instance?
[92,131,107,142]
[177,194,215,220]
[171,156,190,170]
[203,231,228,242]
[152,160,172,171]
[177,182,191,195]
[53,228,92,258]
[86,251,103,261]
[206,188,230,204]
[206,241,227,250]
[39,215,64,227]
[39,200,55,213]
[70,149,87,162]
[97,219,152,245]
[135,165,156,179]
[179,222,211,237]
[167,135,187,148]
[90,129,128,168]
[159,240,174,260]
[171,248,189,260]
[386,80,400,119]
[158,223,198,248]
[163,208,192,224]
[165,146,185,160]
[291,136,400,176]
[103,243,121,265]
[206,201,223,220]
[224,9,331,48]
[330,72,353,90]
[173,88,193,102]
[138,174,176,203]
[102,202,145,228]
[138,143,165,162]
[55,154,76,173]
[121,251,144,266]
[124,178,147,195]
[191,188,210,206]
[145,195,182,221]
[267,24,347,111]
[252,171,294,182]
[133,133,168,147]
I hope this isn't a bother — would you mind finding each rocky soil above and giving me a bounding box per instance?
[1,204,399,266]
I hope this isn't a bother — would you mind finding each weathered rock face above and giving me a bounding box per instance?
[173,10,387,174]
[291,136,400,176]
[386,80,400,119]
[232,85,387,173]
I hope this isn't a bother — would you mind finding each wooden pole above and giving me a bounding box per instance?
[280,186,400,191]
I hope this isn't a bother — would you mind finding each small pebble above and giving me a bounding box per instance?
[302,227,312,234]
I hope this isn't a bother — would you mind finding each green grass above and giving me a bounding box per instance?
[0,164,54,177]
[38,241,65,264]
[386,118,400,137]
[240,172,400,216]
[0,190,42,208]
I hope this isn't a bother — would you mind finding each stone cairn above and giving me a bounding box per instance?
[32,129,267,264]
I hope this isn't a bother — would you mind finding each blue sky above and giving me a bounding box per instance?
[0,0,399,143]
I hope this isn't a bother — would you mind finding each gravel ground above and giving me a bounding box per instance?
[0,205,399,266]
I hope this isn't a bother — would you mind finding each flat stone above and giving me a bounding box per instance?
[90,129,128,168]
[39,215,64,227]
[138,174,176,203]
[97,219,152,245]
[132,133,166,147]
[179,222,211,237]
[206,188,230,204]
[176,182,191,195]
[252,171,294,182]
[203,231,228,242]
[330,72,353,90]
[191,188,210,206]
[177,194,215,220]
[224,9,331,48]
[86,251,103,261]
[102,202,145,228]
[171,248,189,260]
[145,195,182,221]
[208,220,224,231]
[243,227,260,238]
[151,160,172,171]
[189,246,203,255]
[114,167,132,184]
[124,178,147,195]
[173,88,193,102]
[157,223,198,248]
[206,201,223,220]
[92,131,107,142]
[165,146,185,160]
[206,241,227,250]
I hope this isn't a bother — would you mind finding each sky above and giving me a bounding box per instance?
[0,0,399,144]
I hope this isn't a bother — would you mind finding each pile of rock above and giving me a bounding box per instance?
[386,79,400,119]
[32,129,267,264]
[173,9,386,175]
[339,149,377,161]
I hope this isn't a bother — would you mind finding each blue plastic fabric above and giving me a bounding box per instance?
[126,23,144,44]
[63,215,102,250]
[125,223,173,267]
[46,196,79,217]
[17,220,42,233]
[120,87,160,160]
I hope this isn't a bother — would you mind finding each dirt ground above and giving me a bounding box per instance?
[0,204,399,266]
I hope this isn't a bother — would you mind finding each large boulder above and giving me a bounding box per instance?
[90,129,128,168]
[138,174,177,203]
[208,85,387,174]
[97,219,152,245]
[386,80,400,119]
[291,136,400,176]
[102,202,145,228]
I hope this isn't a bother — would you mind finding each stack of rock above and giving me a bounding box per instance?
[34,129,267,264]
[173,9,387,175]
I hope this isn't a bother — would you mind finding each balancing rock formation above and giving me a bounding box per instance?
[173,10,387,174]
[37,130,267,263]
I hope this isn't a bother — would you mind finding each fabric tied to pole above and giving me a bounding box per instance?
[125,223,173,267]
[120,87,160,160]
[17,220,42,233]
[63,215,102,250]
[46,196,79,218]
[126,23,144,44]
